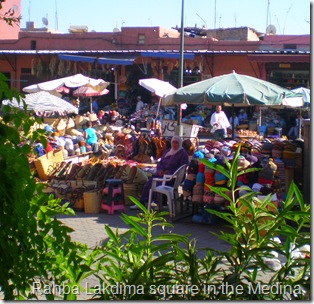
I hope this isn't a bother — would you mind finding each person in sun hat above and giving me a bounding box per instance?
[135,95,144,112]
[130,135,189,210]
[238,108,248,123]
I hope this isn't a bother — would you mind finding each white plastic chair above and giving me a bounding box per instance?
[147,164,187,219]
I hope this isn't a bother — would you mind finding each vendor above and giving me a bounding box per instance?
[130,135,189,210]
[238,109,248,123]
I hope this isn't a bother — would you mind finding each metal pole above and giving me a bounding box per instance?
[176,0,184,136]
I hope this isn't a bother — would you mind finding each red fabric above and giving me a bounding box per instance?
[45,142,53,153]
[257,177,273,186]
[198,163,205,173]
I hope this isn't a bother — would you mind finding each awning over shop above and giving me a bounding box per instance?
[141,51,194,60]
[58,54,96,63]
[97,57,136,65]
[247,55,310,63]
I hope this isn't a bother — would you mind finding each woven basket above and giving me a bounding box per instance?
[43,117,57,125]
[123,183,140,205]
[34,149,64,181]
[75,115,89,128]
[73,197,84,211]
[84,190,102,213]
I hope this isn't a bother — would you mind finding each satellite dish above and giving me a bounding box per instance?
[266,24,277,35]
[113,27,120,33]
[42,17,48,27]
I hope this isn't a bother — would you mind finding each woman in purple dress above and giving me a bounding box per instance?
[130,135,189,210]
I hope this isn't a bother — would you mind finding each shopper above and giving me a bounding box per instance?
[135,96,144,112]
[83,121,99,153]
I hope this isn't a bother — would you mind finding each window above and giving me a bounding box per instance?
[284,44,297,50]
[138,34,145,45]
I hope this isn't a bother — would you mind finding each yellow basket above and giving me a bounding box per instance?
[84,189,102,213]
[34,149,64,181]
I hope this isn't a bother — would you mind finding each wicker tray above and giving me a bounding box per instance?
[34,149,64,181]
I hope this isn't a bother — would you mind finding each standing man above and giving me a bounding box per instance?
[210,105,230,140]
[135,96,144,112]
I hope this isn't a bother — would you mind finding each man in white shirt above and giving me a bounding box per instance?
[135,96,144,112]
[210,105,230,140]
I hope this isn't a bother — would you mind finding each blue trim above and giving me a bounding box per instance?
[58,54,95,63]
[141,51,194,59]
[97,57,135,65]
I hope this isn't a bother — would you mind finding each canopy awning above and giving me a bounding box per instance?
[58,54,96,63]
[141,51,194,60]
[247,54,310,63]
[97,57,136,65]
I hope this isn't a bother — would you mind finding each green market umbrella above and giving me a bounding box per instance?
[162,71,303,107]
[162,71,303,138]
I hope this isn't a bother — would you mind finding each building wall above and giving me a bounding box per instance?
[0,0,20,40]
[206,27,260,41]
[0,25,310,93]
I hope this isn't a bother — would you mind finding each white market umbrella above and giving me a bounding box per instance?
[23,73,109,94]
[292,87,310,105]
[139,78,177,98]
[2,91,78,116]
[139,78,177,118]
[292,87,310,138]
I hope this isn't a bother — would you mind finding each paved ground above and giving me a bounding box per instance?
[55,207,234,300]
[57,206,232,253]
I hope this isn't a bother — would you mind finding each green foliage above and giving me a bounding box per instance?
[0,72,310,300]
[0,74,95,300]
[199,146,310,300]
[0,1,21,26]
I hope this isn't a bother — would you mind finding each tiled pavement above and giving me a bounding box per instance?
[57,207,232,253]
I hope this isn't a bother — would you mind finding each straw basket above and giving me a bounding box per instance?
[34,149,64,181]
[73,197,84,211]
[123,183,140,205]
[43,117,57,125]
[84,189,102,213]
[75,115,89,128]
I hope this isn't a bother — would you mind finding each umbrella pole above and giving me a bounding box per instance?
[231,104,234,139]
[298,108,302,138]
[90,97,92,113]
[156,97,161,121]
[259,107,262,136]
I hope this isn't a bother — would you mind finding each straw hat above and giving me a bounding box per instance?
[238,155,251,171]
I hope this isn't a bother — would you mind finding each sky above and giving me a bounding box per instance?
[20,0,311,35]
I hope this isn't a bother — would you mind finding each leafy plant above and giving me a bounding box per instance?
[0,74,96,300]
[92,198,202,300]
[199,146,310,300]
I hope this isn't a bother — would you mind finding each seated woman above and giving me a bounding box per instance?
[130,135,189,210]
